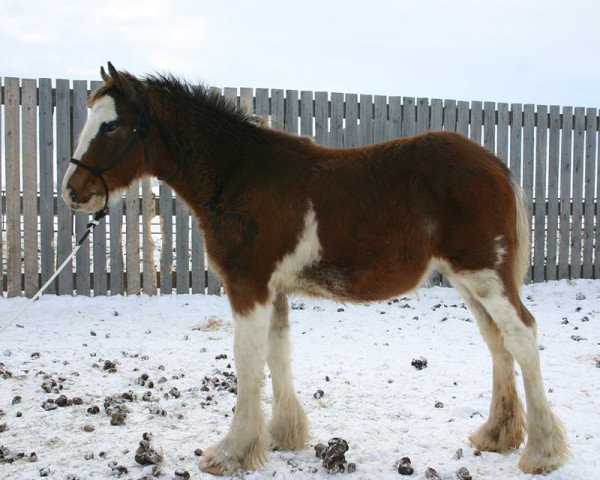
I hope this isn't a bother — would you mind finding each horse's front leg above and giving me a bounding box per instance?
[201,301,272,475]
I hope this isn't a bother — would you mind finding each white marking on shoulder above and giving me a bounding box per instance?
[72,95,117,161]
[269,203,322,291]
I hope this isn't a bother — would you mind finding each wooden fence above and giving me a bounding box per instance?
[1,76,599,297]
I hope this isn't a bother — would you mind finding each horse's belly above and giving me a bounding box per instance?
[296,257,433,302]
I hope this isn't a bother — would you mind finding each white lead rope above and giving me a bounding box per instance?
[0,213,105,336]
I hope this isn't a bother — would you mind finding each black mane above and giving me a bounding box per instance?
[144,74,254,125]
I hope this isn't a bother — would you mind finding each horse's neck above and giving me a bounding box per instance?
[158,110,254,220]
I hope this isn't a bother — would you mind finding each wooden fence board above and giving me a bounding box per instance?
[430,99,443,132]
[402,97,416,137]
[546,106,561,280]
[56,79,73,295]
[443,99,457,132]
[22,79,38,297]
[38,78,55,294]
[345,93,358,146]
[255,88,269,119]
[5,78,21,297]
[142,177,157,295]
[73,80,91,295]
[126,182,141,295]
[109,197,124,295]
[359,94,373,145]
[388,96,401,139]
[582,108,597,278]
[330,92,344,147]
[159,182,173,294]
[470,101,483,144]
[191,220,205,294]
[416,98,429,133]
[558,107,573,279]
[90,80,107,295]
[497,103,509,164]
[285,90,298,135]
[240,87,254,115]
[533,105,548,283]
[571,107,585,279]
[300,91,313,137]
[373,95,386,142]
[522,105,535,199]
[223,87,237,102]
[271,89,285,131]
[510,104,523,186]
[456,101,469,137]
[522,104,535,281]
[176,198,189,294]
[315,92,328,145]
[484,101,496,153]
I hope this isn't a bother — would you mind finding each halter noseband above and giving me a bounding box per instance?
[70,104,184,218]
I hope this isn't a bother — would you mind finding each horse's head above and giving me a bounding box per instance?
[62,62,149,214]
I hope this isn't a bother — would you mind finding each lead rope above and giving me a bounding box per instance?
[0,209,107,336]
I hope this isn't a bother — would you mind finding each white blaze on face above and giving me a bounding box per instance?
[61,95,118,195]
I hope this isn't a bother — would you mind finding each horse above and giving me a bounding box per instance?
[61,63,568,475]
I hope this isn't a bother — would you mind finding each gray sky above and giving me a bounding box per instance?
[2,0,599,107]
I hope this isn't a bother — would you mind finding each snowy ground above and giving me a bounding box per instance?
[0,280,598,480]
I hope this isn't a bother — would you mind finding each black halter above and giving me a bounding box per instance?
[70,104,185,219]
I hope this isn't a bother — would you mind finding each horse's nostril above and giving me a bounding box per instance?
[70,190,77,202]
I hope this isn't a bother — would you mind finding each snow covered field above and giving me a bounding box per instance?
[0,280,598,480]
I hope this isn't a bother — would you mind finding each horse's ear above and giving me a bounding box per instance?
[105,62,142,106]
[100,66,110,83]
[107,61,119,80]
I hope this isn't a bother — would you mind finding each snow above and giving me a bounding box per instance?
[0,280,599,480]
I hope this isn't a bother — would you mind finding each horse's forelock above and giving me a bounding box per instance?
[87,83,113,107]
[87,72,145,110]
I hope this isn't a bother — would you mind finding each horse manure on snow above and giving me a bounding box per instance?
[410,357,428,370]
[397,456,414,475]
[134,432,163,466]
[314,437,355,474]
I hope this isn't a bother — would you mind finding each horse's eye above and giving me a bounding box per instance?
[101,121,119,134]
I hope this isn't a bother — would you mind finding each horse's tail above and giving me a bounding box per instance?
[511,176,530,288]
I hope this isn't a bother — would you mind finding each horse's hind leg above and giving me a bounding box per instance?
[448,277,525,452]
[266,294,309,450]
[455,268,569,474]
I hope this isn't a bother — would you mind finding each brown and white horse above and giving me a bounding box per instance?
[62,63,568,475]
